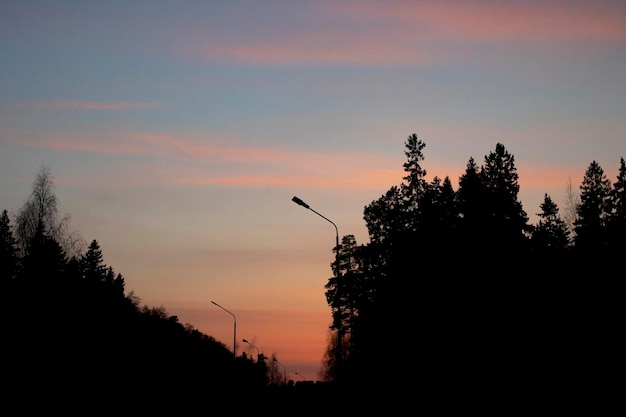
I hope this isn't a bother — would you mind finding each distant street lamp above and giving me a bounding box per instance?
[272,358,287,384]
[291,196,343,382]
[211,300,236,357]
[242,338,260,360]
[295,371,306,381]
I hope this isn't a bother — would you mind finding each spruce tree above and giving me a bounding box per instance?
[400,133,428,231]
[480,143,530,252]
[531,193,570,254]
[574,160,612,252]
[363,185,403,245]
[457,157,488,248]
[21,220,67,286]
[0,209,19,282]
[81,239,108,283]
[607,157,626,255]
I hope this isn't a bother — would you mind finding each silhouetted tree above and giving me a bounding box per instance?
[363,185,404,246]
[325,235,356,338]
[479,142,531,259]
[325,234,373,380]
[13,164,85,257]
[457,156,489,252]
[81,239,108,282]
[20,219,67,286]
[607,157,626,255]
[531,193,570,254]
[354,136,466,390]
[400,133,428,230]
[574,160,612,253]
[78,239,125,300]
[319,328,341,383]
[0,209,19,282]
[421,175,459,253]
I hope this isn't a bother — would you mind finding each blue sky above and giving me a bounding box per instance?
[2,0,625,380]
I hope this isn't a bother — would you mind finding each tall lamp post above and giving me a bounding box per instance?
[291,196,343,382]
[211,300,236,357]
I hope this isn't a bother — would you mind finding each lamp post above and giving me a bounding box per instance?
[272,358,286,384]
[291,197,339,271]
[211,300,236,357]
[295,371,306,381]
[291,196,342,383]
[242,338,260,360]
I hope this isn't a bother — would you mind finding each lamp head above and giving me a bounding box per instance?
[291,196,310,209]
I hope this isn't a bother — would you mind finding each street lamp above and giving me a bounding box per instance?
[272,358,286,384]
[211,300,236,357]
[242,338,260,360]
[291,197,339,276]
[295,371,306,381]
[291,196,343,382]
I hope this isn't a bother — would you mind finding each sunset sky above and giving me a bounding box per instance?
[1,0,625,381]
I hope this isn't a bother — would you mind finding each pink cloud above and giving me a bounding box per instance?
[328,0,626,43]
[6,128,601,194]
[182,1,626,66]
[5,128,405,190]
[205,35,430,66]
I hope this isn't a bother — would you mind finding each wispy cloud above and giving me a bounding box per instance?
[182,1,626,66]
[8,128,390,164]
[7,127,594,193]
[5,128,404,189]
[333,0,626,43]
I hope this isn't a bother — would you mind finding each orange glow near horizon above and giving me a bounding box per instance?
[170,305,332,381]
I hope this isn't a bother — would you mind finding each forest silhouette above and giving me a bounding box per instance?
[1,134,623,411]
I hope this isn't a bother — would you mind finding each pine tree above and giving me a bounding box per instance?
[480,143,531,256]
[574,160,612,252]
[421,175,459,248]
[611,157,626,221]
[363,185,403,245]
[112,271,126,297]
[81,239,108,283]
[21,219,67,286]
[607,157,626,254]
[0,209,19,282]
[324,235,358,376]
[400,133,428,231]
[531,193,570,254]
[457,157,488,238]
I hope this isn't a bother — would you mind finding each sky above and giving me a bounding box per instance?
[1,0,625,381]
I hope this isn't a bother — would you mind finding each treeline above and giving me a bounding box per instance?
[0,167,281,411]
[1,134,624,408]
[319,135,624,400]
